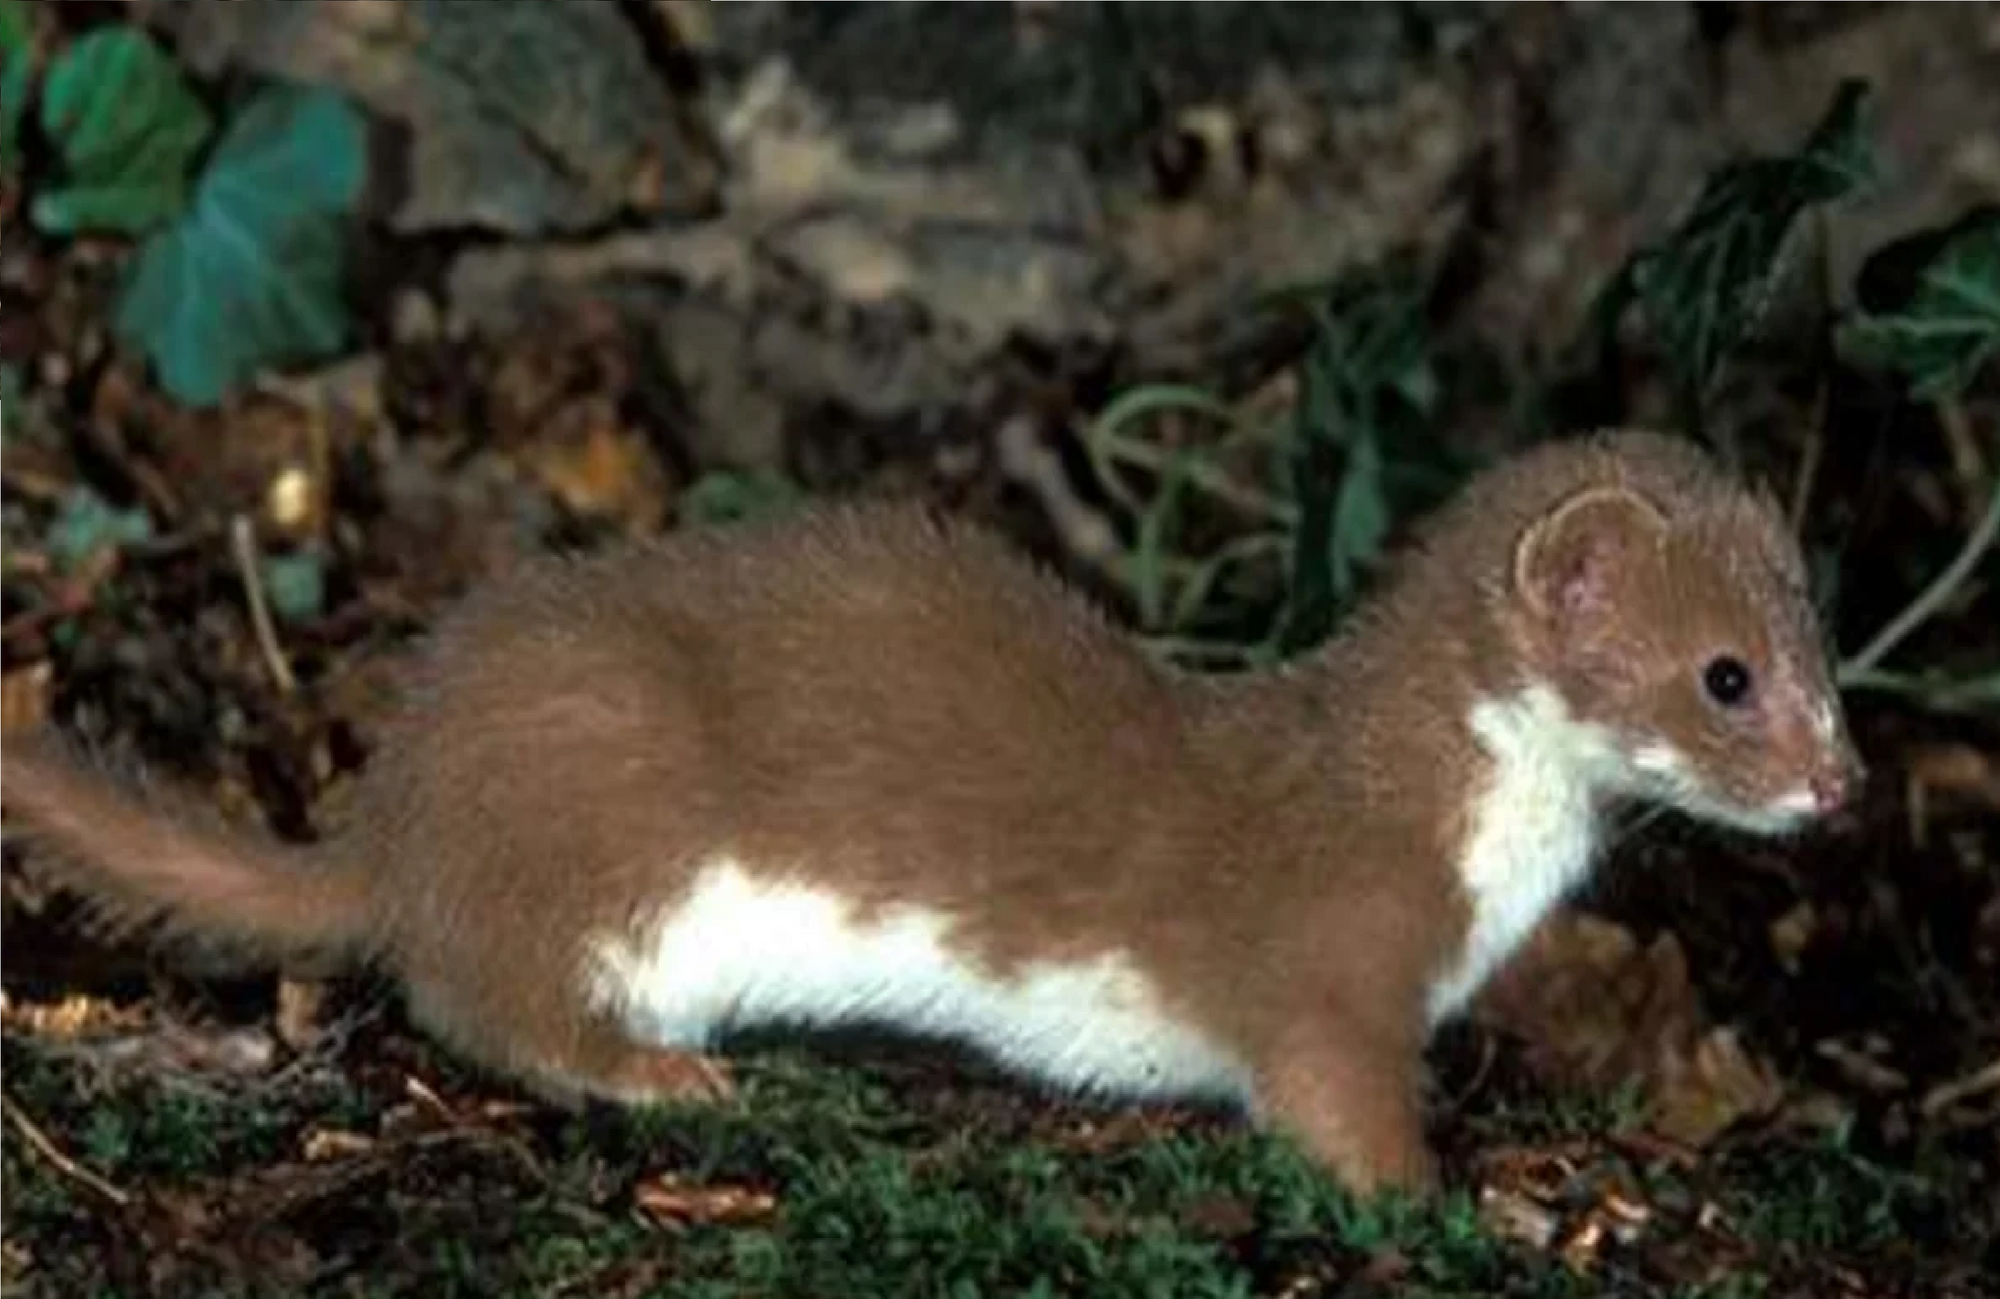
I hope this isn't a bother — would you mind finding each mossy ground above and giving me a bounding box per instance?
[3,999,1989,1298]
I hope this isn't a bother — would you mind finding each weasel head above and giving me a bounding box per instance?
[1504,432,1862,837]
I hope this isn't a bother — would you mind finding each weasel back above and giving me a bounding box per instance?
[1,735,375,967]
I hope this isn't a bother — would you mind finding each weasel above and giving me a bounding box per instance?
[0,429,1861,1195]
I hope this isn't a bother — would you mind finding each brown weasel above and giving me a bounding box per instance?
[0,428,1860,1195]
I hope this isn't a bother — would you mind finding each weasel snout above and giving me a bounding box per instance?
[1806,747,1865,816]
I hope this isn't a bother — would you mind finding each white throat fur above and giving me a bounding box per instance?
[1426,683,1635,1024]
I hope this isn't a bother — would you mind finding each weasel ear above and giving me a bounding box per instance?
[1513,485,1668,621]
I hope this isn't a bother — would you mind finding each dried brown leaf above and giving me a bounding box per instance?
[634,1173,777,1227]
[1,1238,34,1288]
[1479,1185,1561,1251]
[274,978,329,1052]
[0,992,146,1039]
[516,409,672,535]
[1768,902,1817,975]
[1182,1193,1257,1239]
[0,662,53,735]
[1475,912,1703,1097]
[1907,742,2000,811]
[1815,1038,1910,1094]
[300,1127,376,1162]
[1649,1028,1784,1148]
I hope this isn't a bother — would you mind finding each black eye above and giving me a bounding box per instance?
[1703,655,1753,706]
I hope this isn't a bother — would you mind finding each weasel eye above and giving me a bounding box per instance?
[1702,655,1753,707]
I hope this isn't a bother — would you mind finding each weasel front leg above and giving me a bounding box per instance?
[512,1014,736,1109]
[1255,1015,1437,1197]
[411,978,737,1111]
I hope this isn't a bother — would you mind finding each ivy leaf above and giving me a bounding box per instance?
[260,549,326,623]
[1326,433,1391,598]
[31,25,211,235]
[115,83,367,407]
[1,0,34,181]
[1278,266,1454,654]
[678,469,803,527]
[46,486,153,573]
[1839,206,2000,400]
[1630,79,1877,402]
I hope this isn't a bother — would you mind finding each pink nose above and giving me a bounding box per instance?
[1810,761,1860,815]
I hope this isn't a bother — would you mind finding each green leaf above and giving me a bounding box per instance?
[1630,79,1877,402]
[1277,266,1453,653]
[46,485,152,573]
[1839,206,2000,399]
[1327,432,1390,597]
[260,549,326,623]
[1082,383,1242,515]
[678,468,803,527]
[0,2,29,65]
[1,0,33,180]
[115,83,367,407]
[31,25,211,235]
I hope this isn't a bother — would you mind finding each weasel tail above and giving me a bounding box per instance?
[1,735,373,968]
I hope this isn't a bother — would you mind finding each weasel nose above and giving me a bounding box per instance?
[1810,757,1862,815]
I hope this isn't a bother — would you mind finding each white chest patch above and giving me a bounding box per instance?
[585,861,1253,1104]
[1426,684,1628,1025]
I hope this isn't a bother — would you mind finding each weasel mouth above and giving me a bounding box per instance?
[1633,763,1815,838]
[1691,794,1816,838]
[1764,786,1820,820]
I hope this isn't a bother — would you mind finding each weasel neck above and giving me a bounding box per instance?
[1181,585,1634,1028]
[1424,681,1628,1023]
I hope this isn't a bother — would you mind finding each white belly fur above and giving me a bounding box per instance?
[584,859,1253,1104]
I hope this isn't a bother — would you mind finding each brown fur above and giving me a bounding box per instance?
[0,428,1857,1195]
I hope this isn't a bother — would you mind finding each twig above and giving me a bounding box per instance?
[400,1074,549,1183]
[1936,400,1990,528]
[1787,382,1829,532]
[230,514,297,695]
[1840,665,2000,714]
[1920,1054,2000,1117]
[2,1090,131,1207]
[1840,476,2000,682]
[996,415,1124,575]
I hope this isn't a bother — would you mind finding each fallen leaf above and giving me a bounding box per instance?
[1814,1037,1910,1094]
[1649,1028,1784,1148]
[300,1127,376,1162]
[1774,1088,1858,1137]
[274,977,329,1051]
[1474,912,1702,1096]
[1768,901,1817,975]
[1182,1193,1256,1238]
[1907,742,2000,810]
[0,661,52,734]
[263,465,320,533]
[516,406,672,534]
[634,1172,777,1227]
[1559,1215,1609,1272]
[1479,1184,1561,1251]
[101,1022,281,1079]
[1920,1054,2000,1117]
[0,992,144,1038]
[1477,911,1787,1151]
[1,1238,32,1288]
[45,485,153,574]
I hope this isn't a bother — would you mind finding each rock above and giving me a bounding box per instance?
[138,0,719,234]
